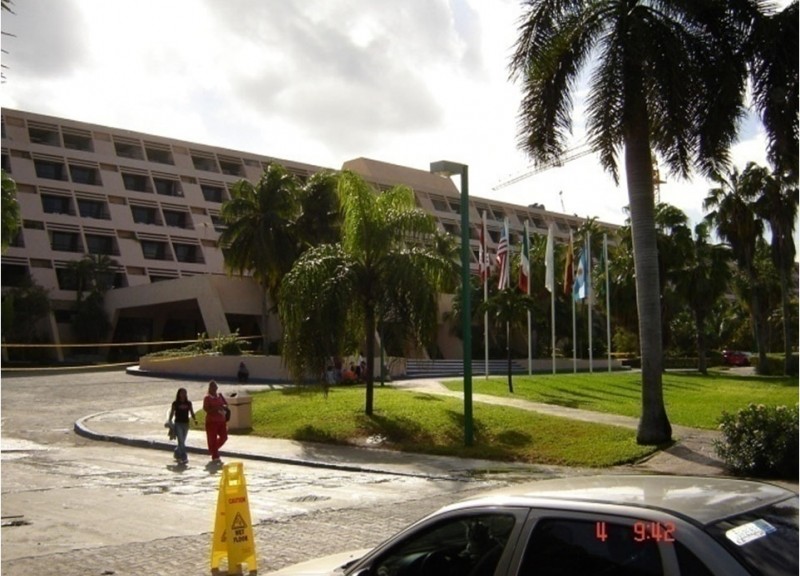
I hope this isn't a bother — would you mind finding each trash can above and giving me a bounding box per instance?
[226,392,252,433]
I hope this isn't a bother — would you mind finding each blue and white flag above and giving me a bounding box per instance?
[573,249,587,301]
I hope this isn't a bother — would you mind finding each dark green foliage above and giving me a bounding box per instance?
[715,403,799,479]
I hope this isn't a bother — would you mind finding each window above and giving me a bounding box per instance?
[1,263,29,287]
[163,210,188,228]
[55,268,77,290]
[69,164,100,185]
[192,153,219,172]
[2,153,11,173]
[174,243,201,263]
[371,513,516,576]
[141,240,169,260]
[28,125,60,146]
[430,197,450,212]
[131,206,158,225]
[219,157,243,176]
[51,231,82,252]
[85,234,116,255]
[521,518,664,576]
[34,159,67,181]
[145,145,174,165]
[77,199,108,219]
[201,184,225,203]
[41,194,73,215]
[122,172,150,192]
[153,177,181,197]
[63,131,93,151]
[114,140,144,160]
[210,214,225,233]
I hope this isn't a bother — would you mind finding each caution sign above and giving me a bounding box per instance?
[211,462,257,575]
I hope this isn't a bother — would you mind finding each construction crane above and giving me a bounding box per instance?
[492,144,594,190]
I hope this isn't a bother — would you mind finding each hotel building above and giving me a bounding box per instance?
[1,108,615,361]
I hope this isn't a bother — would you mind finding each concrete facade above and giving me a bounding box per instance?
[1,108,616,361]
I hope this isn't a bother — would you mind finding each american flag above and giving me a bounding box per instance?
[496,219,510,290]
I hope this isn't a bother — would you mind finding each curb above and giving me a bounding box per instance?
[73,412,468,481]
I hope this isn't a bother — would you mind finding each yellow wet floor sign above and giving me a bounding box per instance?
[211,462,257,575]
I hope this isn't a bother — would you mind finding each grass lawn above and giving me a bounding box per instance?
[241,386,656,468]
[442,371,798,429]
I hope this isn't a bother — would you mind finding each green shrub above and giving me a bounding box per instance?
[714,403,799,479]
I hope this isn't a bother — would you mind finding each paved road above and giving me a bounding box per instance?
[2,367,791,575]
[0,369,532,576]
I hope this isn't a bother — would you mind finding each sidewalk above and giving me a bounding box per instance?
[74,377,734,480]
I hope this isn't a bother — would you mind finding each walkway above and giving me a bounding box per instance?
[75,376,731,480]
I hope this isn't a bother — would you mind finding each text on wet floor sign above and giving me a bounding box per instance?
[211,462,257,575]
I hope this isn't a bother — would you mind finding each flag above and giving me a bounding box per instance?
[573,247,587,301]
[544,223,554,293]
[478,212,490,282]
[518,222,530,293]
[563,231,574,296]
[496,219,510,290]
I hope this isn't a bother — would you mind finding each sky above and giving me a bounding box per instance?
[0,0,782,230]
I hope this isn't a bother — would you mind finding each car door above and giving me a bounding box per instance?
[507,509,752,576]
[347,507,529,576]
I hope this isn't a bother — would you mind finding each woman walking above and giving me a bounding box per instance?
[203,380,228,465]
[167,387,197,465]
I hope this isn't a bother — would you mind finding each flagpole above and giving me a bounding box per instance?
[570,230,577,373]
[525,220,532,375]
[587,233,593,374]
[482,211,489,379]
[604,233,611,372]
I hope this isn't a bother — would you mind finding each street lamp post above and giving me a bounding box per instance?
[430,160,473,446]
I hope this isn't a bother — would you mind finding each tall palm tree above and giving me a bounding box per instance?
[755,172,798,374]
[279,171,457,415]
[479,287,536,392]
[746,1,798,181]
[704,162,768,372]
[294,170,341,250]
[219,163,300,353]
[510,1,747,444]
[674,222,732,374]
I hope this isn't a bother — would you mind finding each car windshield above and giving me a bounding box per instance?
[707,497,798,576]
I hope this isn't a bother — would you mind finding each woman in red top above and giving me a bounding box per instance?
[203,380,228,464]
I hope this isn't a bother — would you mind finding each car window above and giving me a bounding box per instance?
[520,518,664,575]
[368,512,516,576]
[707,498,799,576]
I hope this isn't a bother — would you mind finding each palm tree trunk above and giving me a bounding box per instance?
[364,306,376,416]
[694,309,708,375]
[746,266,769,374]
[624,94,672,445]
[260,284,270,355]
[779,263,793,375]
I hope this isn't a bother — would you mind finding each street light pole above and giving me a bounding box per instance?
[430,160,473,446]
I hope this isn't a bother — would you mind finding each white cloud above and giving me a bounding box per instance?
[1,0,780,231]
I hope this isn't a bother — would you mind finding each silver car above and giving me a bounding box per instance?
[267,474,798,576]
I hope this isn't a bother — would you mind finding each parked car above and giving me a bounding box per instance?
[267,475,798,576]
[722,350,751,367]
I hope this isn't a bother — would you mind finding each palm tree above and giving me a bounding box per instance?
[746,1,798,181]
[755,173,798,374]
[510,1,748,444]
[479,287,536,392]
[294,170,341,250]
[219,163,300,353]
[279,171,457,415]
[674,222,732,374]
[704,163,768,372]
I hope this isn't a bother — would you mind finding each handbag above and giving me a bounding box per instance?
[224,405,231,422]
